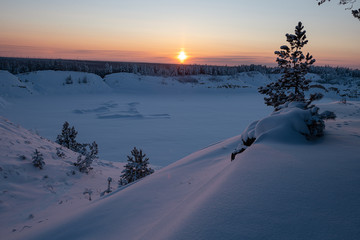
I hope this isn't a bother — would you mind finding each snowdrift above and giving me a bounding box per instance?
[6,101,360,240]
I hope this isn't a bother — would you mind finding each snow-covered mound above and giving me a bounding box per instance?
[104,71,275,94]
[233,102,328,149]
[0,117,124,236]
[0,71,32,98]
[7,101,360,240]
[16,70,112,95]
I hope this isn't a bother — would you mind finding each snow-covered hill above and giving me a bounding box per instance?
[16,70,112,95]
[1,100,359,240]
[0,117,124,237]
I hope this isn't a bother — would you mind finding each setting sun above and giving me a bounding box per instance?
[177,50,188,63]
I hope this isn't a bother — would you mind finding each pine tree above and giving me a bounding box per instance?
[65,75,73,84]
[56,121,80,152]
[258,22,318,110]
[119,147,154,186]
[32,149,45,169]
[258,21,336,139]
[74,141,98,173]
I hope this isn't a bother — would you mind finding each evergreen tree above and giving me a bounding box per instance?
[74,141,98,173]
[65,75,73,84]
[56,121,80,152]
[32,149,45,169]
[119,147,154,186]
[258,22,336,139]
[258,22,319,110]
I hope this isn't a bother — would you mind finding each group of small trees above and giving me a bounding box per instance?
[56,121,98,173]
[56,121,154,183]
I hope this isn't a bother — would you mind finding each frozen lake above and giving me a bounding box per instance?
[1,91,271,167]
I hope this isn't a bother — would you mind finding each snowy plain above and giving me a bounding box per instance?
[0,70,274,167]
[1,70,360,239]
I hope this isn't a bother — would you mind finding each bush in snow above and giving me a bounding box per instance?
[56,121,80,152]
[56,147,66,158]
[65,75,73,84]
[258,22,319,111]
[74,141,98,173]
[306,107,336,138]
[231,136,256,161]
[119,147,154,186]
[32,149,45,169]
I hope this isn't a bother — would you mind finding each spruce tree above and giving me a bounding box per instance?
[258,22,318,110]
[258,21,336,139]
[32,149,45,169]
[119,147,154,185]
[75,141,98,173]
[56,121,80,152]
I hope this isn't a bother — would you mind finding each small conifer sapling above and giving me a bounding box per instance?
[74,141,98,173]
[119,147,154,186]
[32,149,45,169]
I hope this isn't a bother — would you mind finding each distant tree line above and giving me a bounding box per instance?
[0,57,273,77]
[0,57,359,79]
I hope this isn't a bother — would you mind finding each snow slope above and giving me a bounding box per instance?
[0,71,31,98]
[0,117,124,236]
[6,101,360,240]
[1,70,360,239]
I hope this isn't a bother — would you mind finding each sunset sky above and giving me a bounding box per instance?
[0,0,359,68]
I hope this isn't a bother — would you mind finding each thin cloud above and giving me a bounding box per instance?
[190,55,275,66]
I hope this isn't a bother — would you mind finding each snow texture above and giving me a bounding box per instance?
[0,70,360,239]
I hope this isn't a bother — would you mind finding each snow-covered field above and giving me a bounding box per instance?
[1,70,360,239]
[0,70,274,167]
